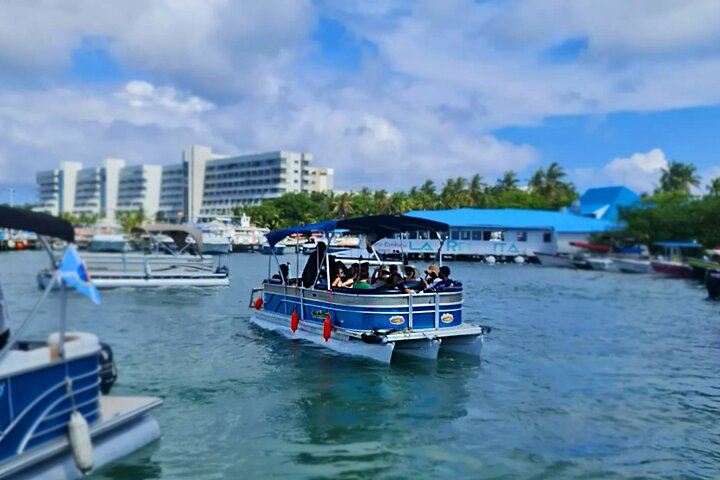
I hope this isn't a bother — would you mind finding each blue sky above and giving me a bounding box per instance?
[1,0,719,198]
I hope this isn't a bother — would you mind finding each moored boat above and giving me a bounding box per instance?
[534,252,574,269]
[707,269,720,299]
[687,249,720,281]
[650,241,702,279]
[38,225,229,289]
[88,233,130,253]
[615,258,652,274]
[0,206,161,479]
[249,215,491,363]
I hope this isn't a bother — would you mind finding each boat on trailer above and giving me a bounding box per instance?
[0,206,161,479]
[37,224,229,289]
[248,214,491,364]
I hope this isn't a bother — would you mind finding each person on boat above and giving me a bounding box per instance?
[432,265,454,291]
[0,279,10,350]
[271,264,290,285]
[332,261,354,287]
[353,262,372,289]
[301,241,327,288]
[388,264,402,284]
[420,264,442,291]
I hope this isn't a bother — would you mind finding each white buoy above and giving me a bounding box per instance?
[514,256,525,264]
[69,411,94,474]
[6,240,15,249]
[485,255,496,264]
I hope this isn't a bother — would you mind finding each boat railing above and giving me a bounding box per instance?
[255,282,463,330]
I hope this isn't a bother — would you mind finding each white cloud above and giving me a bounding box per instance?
[571,148,668,194]
[1,1,720,190]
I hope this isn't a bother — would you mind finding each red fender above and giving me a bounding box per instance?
[323,314,332,342]
[290,310,299,333]
[253,297,263,310]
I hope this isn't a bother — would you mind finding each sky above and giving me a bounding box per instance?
[1,0,720,200]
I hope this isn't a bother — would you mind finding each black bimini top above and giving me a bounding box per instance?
[0,206,75,243]
[266,214,449,247]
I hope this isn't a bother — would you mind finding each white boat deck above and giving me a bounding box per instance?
[0,396,162,480]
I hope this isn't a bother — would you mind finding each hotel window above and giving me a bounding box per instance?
[418,231,430,240]
[472,230,482,241]
[516,231,527,242]
[408,231,418,240]
[450,230,460,240]
[482,231,492,241]
[460,230,471,240]
[543,233,552,243]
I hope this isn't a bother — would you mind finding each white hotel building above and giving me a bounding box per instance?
[35,146,334,223]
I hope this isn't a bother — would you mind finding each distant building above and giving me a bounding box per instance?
[158,163,187,223]
[117,164,163,219]
[73,158,126,219]
[34,161,82,216]
[35,145,334,223]
[198,150,333,221]
[573,186,640,222]
[372,208,619,258]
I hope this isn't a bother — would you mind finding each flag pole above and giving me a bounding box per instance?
[59,279,67,360]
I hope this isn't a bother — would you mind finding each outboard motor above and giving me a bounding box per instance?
[99,342,118,394]
[707,270,720,300]
[215,265,230,276]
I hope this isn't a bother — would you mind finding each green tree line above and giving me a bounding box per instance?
[237,163,578,230]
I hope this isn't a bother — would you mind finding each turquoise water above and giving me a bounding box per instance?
[2,251,719,479]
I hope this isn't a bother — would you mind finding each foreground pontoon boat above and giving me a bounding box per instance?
[0,206,161,479]
[249,215,491,364]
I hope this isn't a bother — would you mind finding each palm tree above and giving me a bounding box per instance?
[374,189,389,214]
[657,160,701,195]
[388,192,409,214]
[707,177,720,197]
[331,193,354,218]
[468,174,484,206]
[497,170,519,190]
[528,168,545,193]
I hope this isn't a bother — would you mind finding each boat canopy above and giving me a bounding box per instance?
[0,206,74,242]
[569,241,611,252]
[132,224,204,250]
[654,241,702,248]
[266,214,449,247]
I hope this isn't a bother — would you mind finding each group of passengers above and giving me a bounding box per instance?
[273,241,455,293]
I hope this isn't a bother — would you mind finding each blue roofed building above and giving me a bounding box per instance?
[371,208,621,260]
[572,186,640,222]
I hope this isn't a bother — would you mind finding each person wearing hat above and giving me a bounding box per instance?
[421,264,442,291]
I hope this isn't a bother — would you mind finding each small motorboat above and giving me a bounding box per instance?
[534,252,574,268]
[707,269,720,299]
[249,214,491,363]
[0,206,161,479]
[650,241,702,279]
[88,232,130,253]
[615,258,652,274]
[586,257,615,271]
[687,248,720,281]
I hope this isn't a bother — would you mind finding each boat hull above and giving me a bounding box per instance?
[37,272,229,289]
[534,252,573,269]
[250,308,485,364]
[650,260,693,278]
[707,270,720,299]
[586,257,615,271]
[2,398,161,480]
[615,258,652,274]
[261,245,285,255]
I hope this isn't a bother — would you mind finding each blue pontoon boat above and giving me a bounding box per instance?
[249,215,491,363]
[0,207,161,479]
